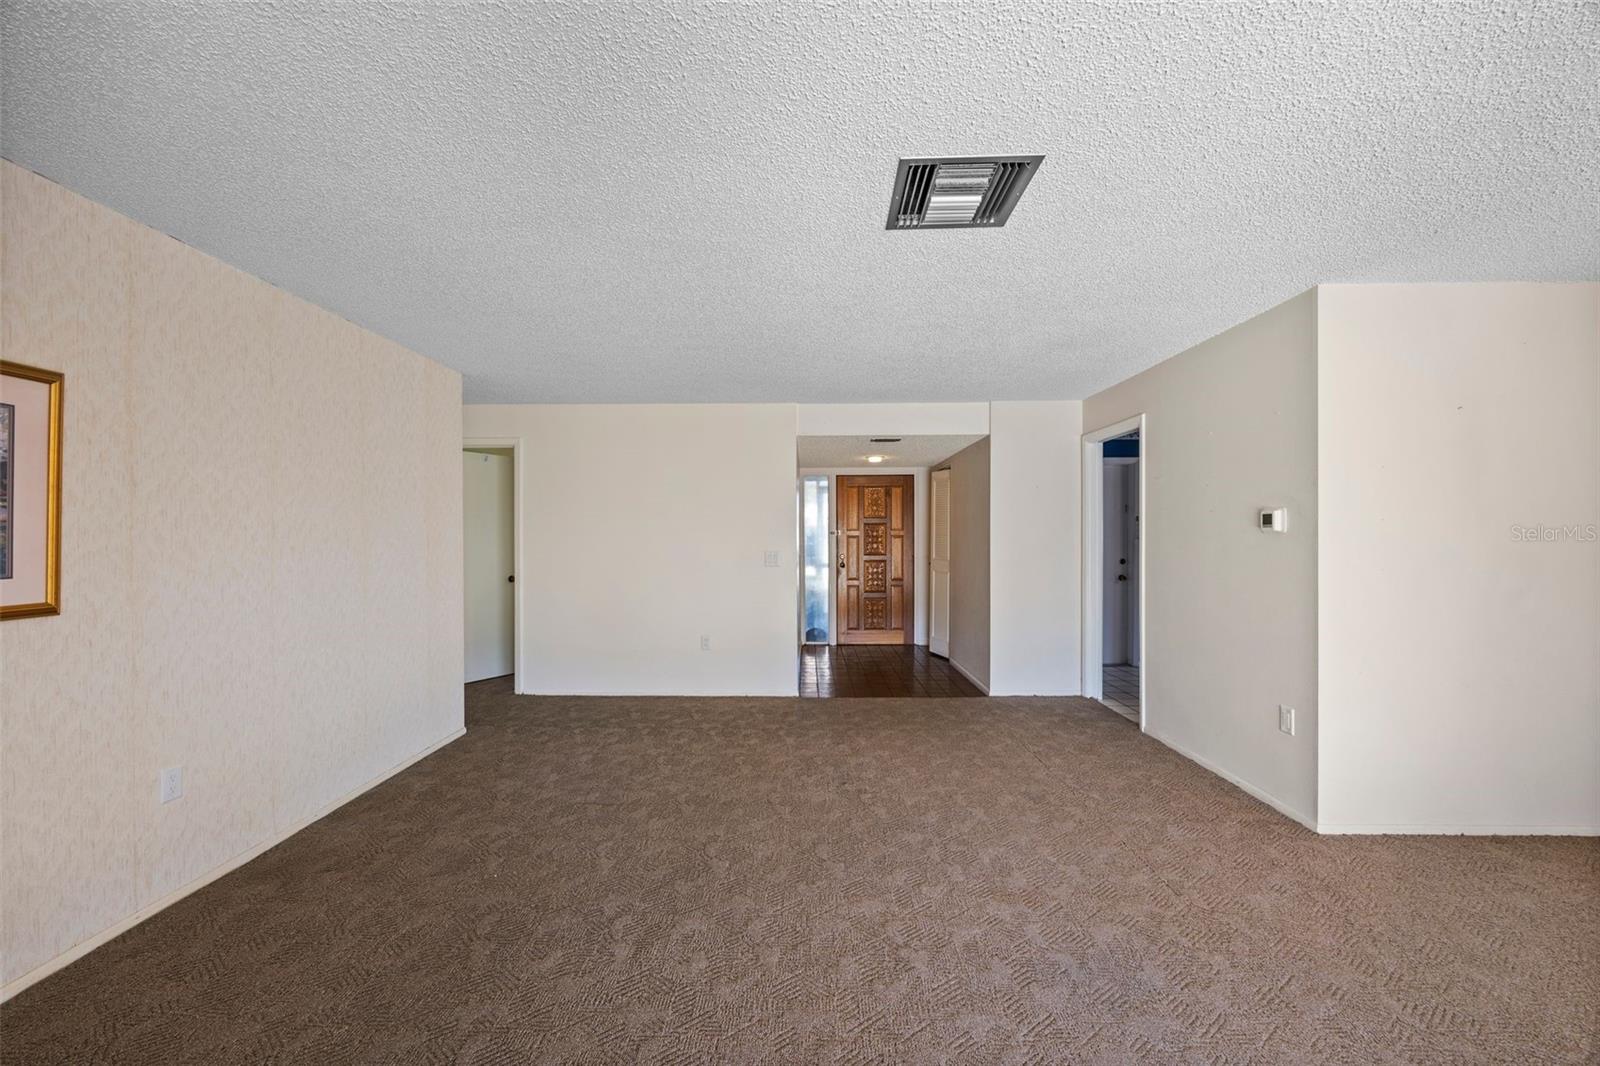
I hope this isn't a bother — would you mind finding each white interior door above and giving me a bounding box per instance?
[929,468,951,657]
[463,451,514,682]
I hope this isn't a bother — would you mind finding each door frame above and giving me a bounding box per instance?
[464,436,523,694]
[798,467,928,647]
[928,467,952,658]
[836,473,916,645]
[1082,414,1146,730]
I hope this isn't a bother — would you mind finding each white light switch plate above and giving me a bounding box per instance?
[763,550,780,568]
[160,766,184,804]
[1278,706,1295,736]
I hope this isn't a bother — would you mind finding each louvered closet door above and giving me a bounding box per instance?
[929,468,951,658]
[837,475,913,645]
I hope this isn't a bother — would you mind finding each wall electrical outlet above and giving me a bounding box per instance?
[763,550,781,568]
[160,766,184,804]
[1278,705,1295,736]
[700,635,711,652]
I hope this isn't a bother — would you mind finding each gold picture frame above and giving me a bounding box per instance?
[0,360,63,619]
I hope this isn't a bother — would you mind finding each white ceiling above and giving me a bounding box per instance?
[798,435,984,469]
[2,2,1595,404]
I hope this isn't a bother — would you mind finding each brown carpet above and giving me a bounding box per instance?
[3,679,1596,1064]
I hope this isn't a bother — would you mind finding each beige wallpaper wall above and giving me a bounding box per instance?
[0,161,465,989]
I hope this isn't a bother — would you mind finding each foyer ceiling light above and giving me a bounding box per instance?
[865,455,886,464]
[887,155,1044,230]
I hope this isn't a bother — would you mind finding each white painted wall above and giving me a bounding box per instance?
[463,451,515,683]
[944,437,991,691]
[1317,283,1600,833]
[462,404,800,696]
[458,400,1087,701]
[988,401,1084,696]
[1084,292,1319,825]
[0,163,464,995]
[799,466,930,646]
[797,402,989,437]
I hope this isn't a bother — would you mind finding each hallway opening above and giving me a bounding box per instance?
[463,441,519,687]
[1082,415,1145,727]
[1099,431,1140,722]
[796,433,989,696]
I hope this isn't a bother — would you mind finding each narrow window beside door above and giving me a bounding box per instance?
[801,475,830,643]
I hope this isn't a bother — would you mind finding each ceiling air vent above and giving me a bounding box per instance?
[887,155,1043,230]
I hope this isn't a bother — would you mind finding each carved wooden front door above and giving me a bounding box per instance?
[837,474,913,644]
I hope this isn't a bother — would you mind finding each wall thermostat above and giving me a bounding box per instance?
[1259,508,1288,533]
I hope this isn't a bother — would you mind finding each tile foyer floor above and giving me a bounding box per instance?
[799,643,985,697]
[1103,662,1140,721]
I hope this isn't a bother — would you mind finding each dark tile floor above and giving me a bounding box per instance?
[799,644,985,698]
[1103,662,1140,722]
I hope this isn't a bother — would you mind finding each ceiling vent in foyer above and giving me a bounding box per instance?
[886,155,1043,230]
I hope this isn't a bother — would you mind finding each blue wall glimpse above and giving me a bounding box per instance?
[1103,438,1140,458]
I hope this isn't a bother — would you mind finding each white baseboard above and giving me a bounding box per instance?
[1315,822,1600,836]
[1144,727,1317,831]
[947,658,990,695]
[0,725,467,1003]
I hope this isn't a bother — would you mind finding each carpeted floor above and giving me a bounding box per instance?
[3,679,1596,1064]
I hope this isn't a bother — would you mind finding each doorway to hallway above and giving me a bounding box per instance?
[1100,433,1140,722]
[463,445,516,684]
[794,434,986,695]
[1083,416,1146,727]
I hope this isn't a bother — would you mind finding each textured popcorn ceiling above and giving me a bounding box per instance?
[2,1,1596,403]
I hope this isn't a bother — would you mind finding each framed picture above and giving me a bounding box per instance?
[0,361,63,619]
